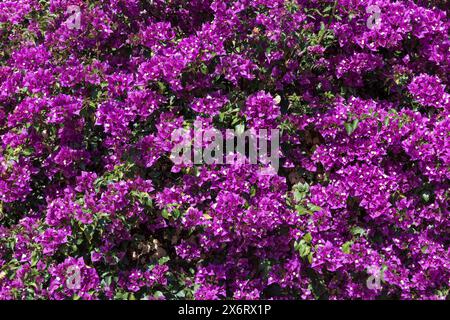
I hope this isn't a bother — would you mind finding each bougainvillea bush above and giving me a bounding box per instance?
[0,0,449,300]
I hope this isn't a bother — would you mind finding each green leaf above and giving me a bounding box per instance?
[296,240,311,258]
[30,252,40,267]
[250,186,257,197]
[161,209,169,220]
[350,226,367,237]
[307,252,313,264]
[200,63,208,75]
[307,204,322,212]
[344,119,359,136]
[342,241,353,254]
[22,147,34,156]
[172,208,181,219]
[159,256,170,264]
[293,189,304,202]
[157,81,167,93]
[292,182,310,202]
[318,22,326,39]
[323,5,332,13]
[102,275,112,286]
[303,232,312,243]
[295,205,311,216]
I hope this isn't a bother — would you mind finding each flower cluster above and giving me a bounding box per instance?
[0,0,448,300]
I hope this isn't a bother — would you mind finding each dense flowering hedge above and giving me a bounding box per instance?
[0,0,449,300]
